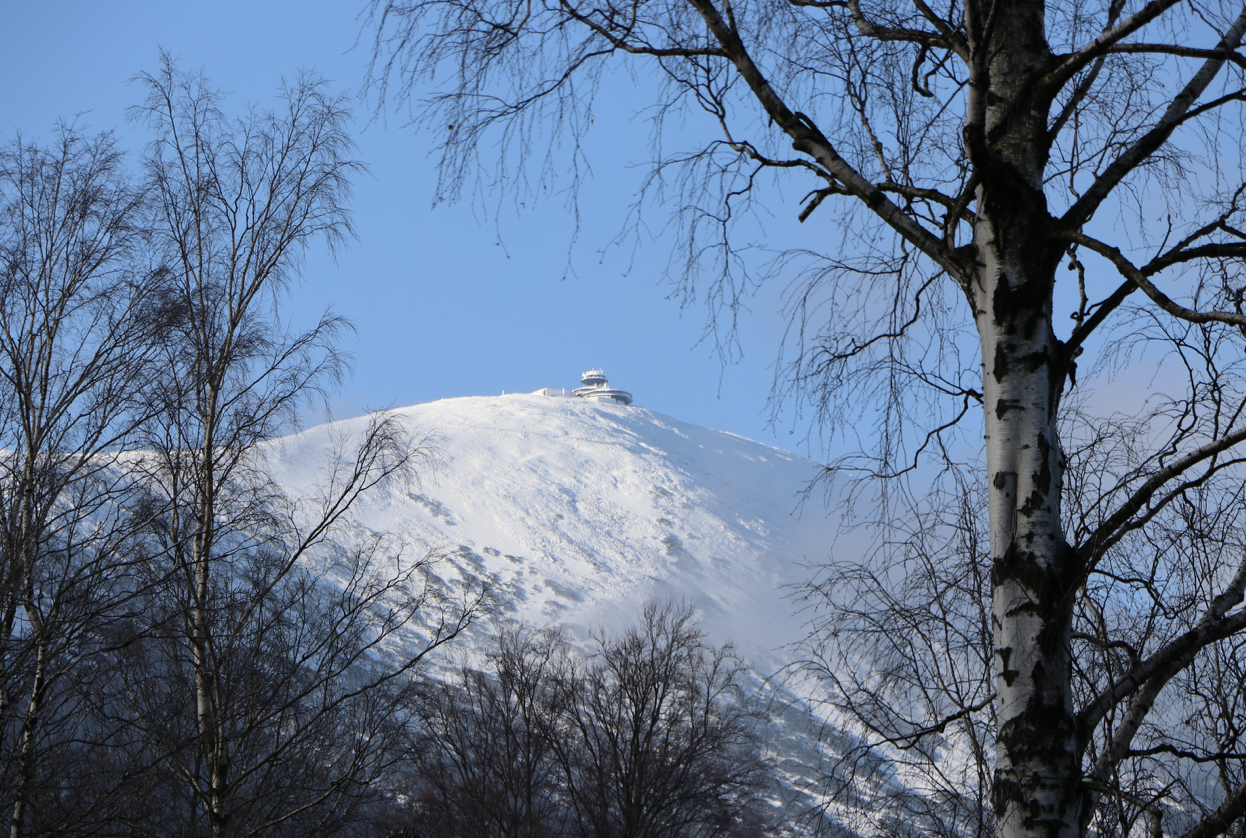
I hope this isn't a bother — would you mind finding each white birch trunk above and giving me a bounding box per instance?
[971,4,1081,821]
[970,6,1083,835]
[975,236,1079,838]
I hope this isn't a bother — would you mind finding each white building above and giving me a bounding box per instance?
[571,369,633,405]
[530,370,634,405]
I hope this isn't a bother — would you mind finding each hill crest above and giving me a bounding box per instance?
[269,393,832,666]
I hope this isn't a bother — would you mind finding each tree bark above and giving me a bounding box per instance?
[9,636,46,838]
[977,230,1079,838]
[970,5,1081,837]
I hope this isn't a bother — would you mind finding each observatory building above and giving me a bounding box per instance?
[572,369,633,405]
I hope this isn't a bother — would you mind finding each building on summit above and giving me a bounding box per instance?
[572,369,633,405]
[532,370,634,405]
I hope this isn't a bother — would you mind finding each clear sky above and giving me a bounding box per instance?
[2,1,820,453]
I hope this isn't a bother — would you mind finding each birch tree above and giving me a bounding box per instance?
[366,2,1246,837]
[0,127,157,838]
[123,57,477,838]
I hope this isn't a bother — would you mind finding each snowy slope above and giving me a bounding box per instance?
[263,392,882,832]
[268,392,832,668]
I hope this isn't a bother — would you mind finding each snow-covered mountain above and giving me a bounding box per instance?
[266,391,877,832]
[271,392,832,666]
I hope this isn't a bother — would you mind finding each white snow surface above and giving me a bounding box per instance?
[267,393,833,668]
[261,393,909,833]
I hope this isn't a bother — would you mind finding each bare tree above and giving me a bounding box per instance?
[0,126,159,838]
[400,604,771,838]
[797,478,997,838]
[552,602,771,838]
[115,57,478,838]
[367,2,1246,838]
[405,629,569,838]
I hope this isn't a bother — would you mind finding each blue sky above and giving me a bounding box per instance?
[3,1,817,452]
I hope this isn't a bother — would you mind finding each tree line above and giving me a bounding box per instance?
[0,57,776,838]
[386,602,774,838]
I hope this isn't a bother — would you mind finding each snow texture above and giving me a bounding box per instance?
[268,393,830,666]
[261,393,898,832]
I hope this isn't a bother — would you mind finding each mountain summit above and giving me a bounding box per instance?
[270,393,831,665]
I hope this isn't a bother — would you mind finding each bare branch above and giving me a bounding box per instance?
[1061,8,1246,229]
[1058,229,1246,329]
[684,0,966,284]
[1043,0,1184,95]
[1103,42,1246,70]
[1078,427,1246,573]
[1081,560,1246,798]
